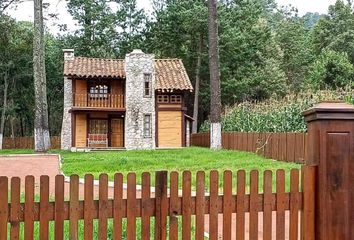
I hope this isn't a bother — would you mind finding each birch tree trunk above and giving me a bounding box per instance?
[207,0,222,150]
[192,34,203,134]
[33,0,50,151]
[0,69,8,150]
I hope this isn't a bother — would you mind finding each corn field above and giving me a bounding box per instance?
[200,89,354,133]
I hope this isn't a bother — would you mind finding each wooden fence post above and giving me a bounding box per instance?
[303,102,354,240]
[155,171,168,240]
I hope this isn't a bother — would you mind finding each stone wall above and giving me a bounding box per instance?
[124,49,156,150]
[60,76,72,150]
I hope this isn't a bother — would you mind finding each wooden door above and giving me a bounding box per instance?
[111,118,124,148]
[158,111,182,148]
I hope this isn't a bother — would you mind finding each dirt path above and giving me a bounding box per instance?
[0,154,132,198]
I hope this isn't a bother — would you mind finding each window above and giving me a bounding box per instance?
[143,114,151,138]
[157,95,182,104]
[144,73,152,97]
[157,95,169,103]
[170,95,182,103]
[89,119,108,134]
[89,84,108,98]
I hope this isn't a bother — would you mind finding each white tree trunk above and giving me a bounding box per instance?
[0,134,3,150]
[210,122,222,150]
[33,0,50,151]
[208,0,222,150]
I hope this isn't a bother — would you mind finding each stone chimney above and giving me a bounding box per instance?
[61,49,74,150]
[124,49,156,150]
[63,49,75,61]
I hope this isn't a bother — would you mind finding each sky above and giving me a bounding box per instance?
[6,0,337,35]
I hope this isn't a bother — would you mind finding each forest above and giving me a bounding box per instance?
[0,0,353,137]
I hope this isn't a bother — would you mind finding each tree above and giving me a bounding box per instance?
[33,0,50,151]
[308,49,354,89]
[192,34,203,133]
[112,0,148,57]
[273,9,315,90]
[45,35,64,136]
[0,16,14,149]
[208,0,222,150]
[147,0,208,132]
[218,0,287,103]
[0,0,21,13]
[0,16,35,139]
[66,0,116,57]
[0,65,9,149]
[313,0,354,61]
[66,0,148,58]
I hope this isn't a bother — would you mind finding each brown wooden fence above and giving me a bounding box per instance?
[0,167,315,240]
[2,136,60,149]
[191,132,307,164]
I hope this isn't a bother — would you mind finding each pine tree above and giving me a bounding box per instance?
[208,0,222,150]
[33,0,50,151]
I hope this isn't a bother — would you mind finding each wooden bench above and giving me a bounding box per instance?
[87,134,108,148]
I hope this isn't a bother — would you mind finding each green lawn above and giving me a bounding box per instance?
[0,147,301,191]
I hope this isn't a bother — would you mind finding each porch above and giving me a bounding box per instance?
[73,112,125,149]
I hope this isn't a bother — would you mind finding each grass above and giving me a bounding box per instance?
[0,147,301,191]
[0,149,34,154]
[11,217,205,239]
[10,194,200,240]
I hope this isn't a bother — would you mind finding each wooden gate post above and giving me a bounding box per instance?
[303,101,354,240]
[155,171,168,240]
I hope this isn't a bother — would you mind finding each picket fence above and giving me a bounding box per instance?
[0,167,315,240]
[191,132,307,164]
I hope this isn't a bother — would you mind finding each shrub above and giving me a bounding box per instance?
[200,88,353,133]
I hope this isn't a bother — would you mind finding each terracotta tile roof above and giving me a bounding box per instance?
[64,57,125,78]
[64,57,193,91]
[155,59,193,92]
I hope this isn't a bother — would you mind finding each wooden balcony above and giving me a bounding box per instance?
[73,93,125,110]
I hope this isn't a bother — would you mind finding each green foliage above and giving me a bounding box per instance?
[45,36,64,135]
[0,17,34,136]
[308,49,354,89]
[303,12,322,28]
[273,8,315,90]
[218,0,288,103]
[200,89,353,133]
[313,0,354,61]
[3,0,354,137]
[0,15,64,136]
[66,0,148,58]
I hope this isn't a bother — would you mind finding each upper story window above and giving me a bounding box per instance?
[89,83,108,98]
[157,95,169,103]
[170,95,182,103]
[144,73,152,97]
[157,95,182,104]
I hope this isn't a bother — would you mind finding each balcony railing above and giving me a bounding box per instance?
[73,93,125,109]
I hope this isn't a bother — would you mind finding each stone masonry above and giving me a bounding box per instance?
[60,76,72,150]
[124,49,156,150]
[61,49,74,150]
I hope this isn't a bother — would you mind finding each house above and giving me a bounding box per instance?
[61,49,194,150]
